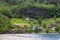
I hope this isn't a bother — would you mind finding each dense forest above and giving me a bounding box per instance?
[0,0,60,18]
[0,0,60,33]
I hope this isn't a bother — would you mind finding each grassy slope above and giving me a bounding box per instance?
[11,18,30,27]
[11,18,39,27]
[11,18,60,27]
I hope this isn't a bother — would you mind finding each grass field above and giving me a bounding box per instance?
[11,18,30,27]
[11,18,60,27]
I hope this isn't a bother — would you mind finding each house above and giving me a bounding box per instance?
[52,27,55,30]
[14,23,20,28]
[48,25,52,28]
[38,27,43,29]
[48,25,56,30]
[25,17,30,21]
[37,25,43,31]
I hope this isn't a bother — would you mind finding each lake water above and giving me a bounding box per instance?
[0,34,60,40]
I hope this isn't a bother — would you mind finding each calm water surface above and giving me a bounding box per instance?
[0,34,60,40]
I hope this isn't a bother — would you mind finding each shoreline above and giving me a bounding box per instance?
[0,33,59,34]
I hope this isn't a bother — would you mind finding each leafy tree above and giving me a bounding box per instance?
[55,27,60,32]
[35,27,39,33]
[54,15,56,20]
[0,13,11,33]
[38,17,42,25]
[43,23,46,28]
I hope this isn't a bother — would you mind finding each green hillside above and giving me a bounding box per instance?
[0,0,60,33]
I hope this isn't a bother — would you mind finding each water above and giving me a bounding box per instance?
[0,34,60,40]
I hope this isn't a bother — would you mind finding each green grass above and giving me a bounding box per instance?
[11,18,30,27]
[11,18,60,27]
[11,18,29,24]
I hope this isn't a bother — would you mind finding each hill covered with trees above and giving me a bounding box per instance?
[0,0,60,18]
[0,0,60,33]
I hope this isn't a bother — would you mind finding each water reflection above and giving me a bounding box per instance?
[0,34,60,40]
[13,34,60,40]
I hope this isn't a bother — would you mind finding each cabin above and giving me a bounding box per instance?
[48,25,56,30]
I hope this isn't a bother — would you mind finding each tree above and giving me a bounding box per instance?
[55,27,60,32]
[0,13,11,33]
[54,15,56,20]
[38,17,42,25]
[43,23,46,28]
[35,27,39,33]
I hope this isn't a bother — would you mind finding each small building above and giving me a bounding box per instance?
[38,25,43,31]
[14,23,20,28]
[38,27,42,30]
[51,25,56,30]
[48,25,52,28]
[25,17,30,21]
[32,26,36,30]
[48,25,56,30]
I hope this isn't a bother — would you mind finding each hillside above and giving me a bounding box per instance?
[0,0,60,33]
[0,0,60,18]
[0,13,11,33]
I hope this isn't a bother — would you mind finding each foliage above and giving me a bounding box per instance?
[0,13,11,33]
[34,27,39,33]
[0,0,60,18]
[55,27,60,32]
[43,23,46,28]
[38,17,42,25]
[54,15,56,20]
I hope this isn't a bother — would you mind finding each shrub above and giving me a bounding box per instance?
[43,23,46,28]
[55,27,60,32]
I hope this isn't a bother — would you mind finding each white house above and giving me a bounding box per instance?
[25,17,30,21]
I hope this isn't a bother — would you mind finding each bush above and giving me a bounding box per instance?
[43,23,46,28]
[55,27,60,32]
